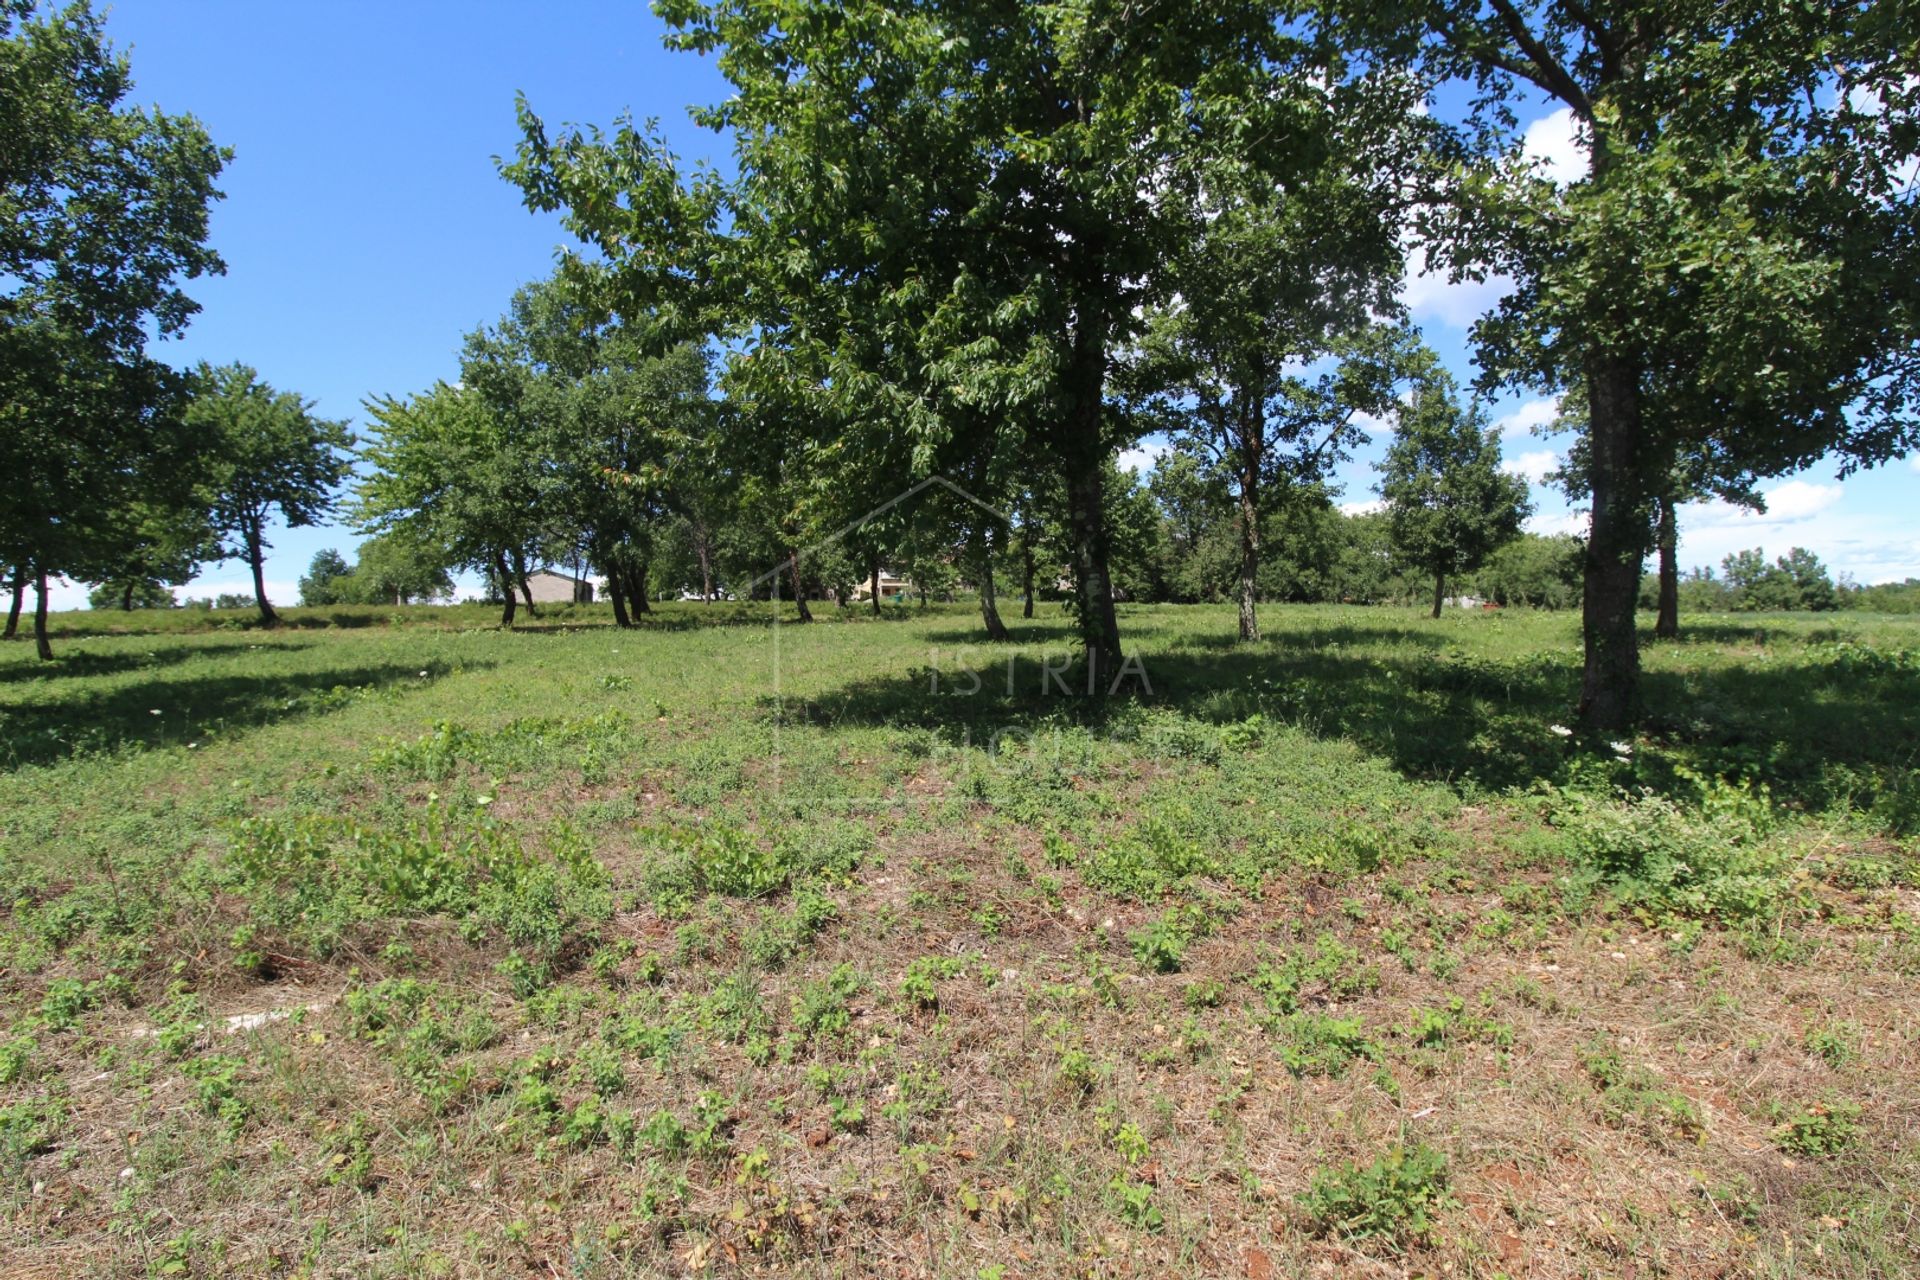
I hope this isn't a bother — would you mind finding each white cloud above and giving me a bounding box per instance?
[1684,479,1842,528]
[1352,409,1394,438]
[1494,396,1562,439]
[1522,107,1589,185]
[1117,440,1169,476]
[1503,449,1561,484]
[1908,453,1920,474]
[1339,499,1384,517]
[1526,510,1588,538]
[1399,242,1512,331]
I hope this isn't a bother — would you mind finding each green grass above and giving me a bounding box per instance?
[2,601,1918,1276]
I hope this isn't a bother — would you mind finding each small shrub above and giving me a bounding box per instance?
[1300,1143,1453,1244]
[1544,776,1793,922]
[1773,1099,1862,1156]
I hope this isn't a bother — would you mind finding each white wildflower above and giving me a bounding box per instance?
[149,708,162,716]
[1611,740,1634,757]
[1549,724,1572,738]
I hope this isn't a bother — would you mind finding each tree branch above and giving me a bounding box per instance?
[1485,0,1594,118]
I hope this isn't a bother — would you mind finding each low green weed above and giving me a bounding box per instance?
[1300,1143,1453,1244]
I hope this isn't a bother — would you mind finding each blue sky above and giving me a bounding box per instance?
[48,3,1919,607]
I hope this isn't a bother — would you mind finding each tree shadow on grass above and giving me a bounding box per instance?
[0,639,315,685]
[775,636,1920,821]
[0,660,492,772]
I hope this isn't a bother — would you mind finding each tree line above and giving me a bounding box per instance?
[4,1,1915,733]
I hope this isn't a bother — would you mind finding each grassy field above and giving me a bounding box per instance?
[3,601,1918,1278]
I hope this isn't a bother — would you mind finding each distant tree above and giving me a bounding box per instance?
[1148,450,1237,604]
[192,364,352,627]
[1723,547,1837,613]
[1,1,228,659]
[86,578,173,610]
[1379,374,1533,617]
[346,532,453,606]
[1329,511,1416,606]
[1136,66,1429,639]
[84,497,216,611]
[1476,534,1586,611]
[357,382,545,627]
[1840,578,1920,615]
[298,548,352,606]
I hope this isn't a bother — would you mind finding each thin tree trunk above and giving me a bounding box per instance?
[629,564,651,614]
[1236,436,1261,642]
[4,569,23,639]
[976,528,1009,641]
[1578,352,1650,732]
[495,553,517,627]
[787,548,812,623]
[120,581,133,611]
[870,558,881,616]
[1655,493,1679,639]
[696,526,714,602]
[248,518,279,626]
[1062,302,1122,691]
[33,569,53,660]
[509,549,537,618]
[1431,571,1446,620]
[1021,517,1035,619]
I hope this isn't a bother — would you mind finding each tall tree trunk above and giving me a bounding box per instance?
[1236,434,1262,642]
[787,548,812,623]
[33,569,53,660]
[1578,353,1650,732]
[870,558,881,616]
[121,581,135,612]
[1431,571,1446,620]
[629,564,651,614]
[696,526,714,601]
[4,569,23,639]
[248,518,279,627]
[495,553,517,627]
[975,528,1009,641]
[1654,493,1679,639]
[510,549,538,618]
[607,565,632,628]
[1021,517,1035,619]
[1061,303,1122,692]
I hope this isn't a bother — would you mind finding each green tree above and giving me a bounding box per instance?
[1722,546,1837,613]
[191,363,352,627]
[345,532,454,606]
[0,0,228,658]
[509,0,1350,690]
[356,382,545,627]
[1328,2,1920,727]
[85,497,217,612]
[1135,69,1428,639]
[1476,533,1585,610]
[1378,372,1533,617]
[86,577,173,610]
[298,548,352,606]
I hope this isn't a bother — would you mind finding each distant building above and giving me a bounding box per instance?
[526,569,593,604]
[850,568,912,601]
